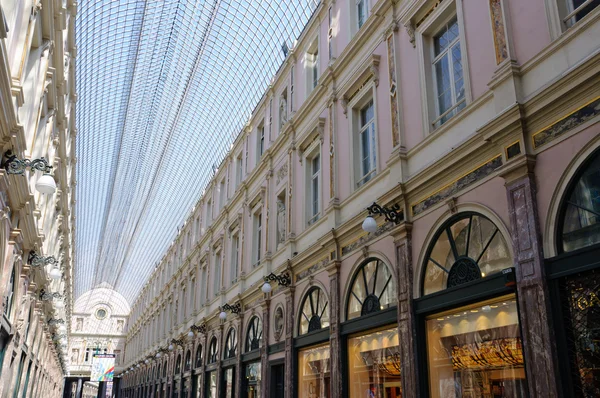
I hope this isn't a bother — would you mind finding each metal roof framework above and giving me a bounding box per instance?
[76,0,320,304]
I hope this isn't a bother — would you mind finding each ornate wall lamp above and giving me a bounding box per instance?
[155,347,169,358]
[48,318,65,326]
[361,202,404,233]
[188,323,206,339]
[261,272,291,293]
[169,337,185,351]
[3,150,57,194]
[219,302,242,320]
[29,252,62,280]
[39,289,63,301]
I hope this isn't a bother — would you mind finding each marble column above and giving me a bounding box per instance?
[283,287,295,398]
[503,159,559,397]
[327,262,342,397]
[392,223,419,398]
[199,331,207,398]
[261,298,270,398]
[234,313,244,398]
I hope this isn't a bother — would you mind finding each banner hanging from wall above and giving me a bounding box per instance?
[91,354,115,381]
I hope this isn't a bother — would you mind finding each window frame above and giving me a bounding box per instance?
[348,83,378,190]
[245,316,262,352]
[252,208,263,268]
[415,0,471,134]
[213,249,222,298]
[257,123,265,162]
[230,231,240,285]
[305,36,319,95]
[304,141,322,226]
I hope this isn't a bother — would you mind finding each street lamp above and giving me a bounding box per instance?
[49,266,62,280]
[219,302,241,321]
[362,202,403,233]
[3,150,56,194]
[261,272,291,293]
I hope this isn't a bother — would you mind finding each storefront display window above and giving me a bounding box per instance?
[298,343,330,398]
[423,213,512,295]
[425,295,526,398]
[244,362,261,398]
[299,287,329,335]
[205,371,217,398]
[560,149,600,252]
[559,268,600,396]
[347,326,401,398]
[347,259,396,320]
[224,328,237,359]
[223,367,235,398]
[208,337,218,364]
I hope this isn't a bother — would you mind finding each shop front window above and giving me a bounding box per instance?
[298,343,330,398]
[425,295,526,398]
[223,367,235,398]
[346,259,396,321]
[423,213,512,295]
[560,149,600,252]
[205,371,217,398]
[347,326,401,398]
[224,328,237,359]
[244,362,261,398]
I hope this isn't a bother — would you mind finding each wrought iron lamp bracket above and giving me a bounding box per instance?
[222,302,242,314]
[264,272,291,287]
[39,289,63,301]
[3,151,53,174]
[191,323,207,334]
[28,252,58,268]
[367,202,403,224]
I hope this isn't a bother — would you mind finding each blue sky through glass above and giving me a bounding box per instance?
[76,0,319,303]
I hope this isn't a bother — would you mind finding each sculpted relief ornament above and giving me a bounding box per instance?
[279,97,288,129]
[277,199,286,248]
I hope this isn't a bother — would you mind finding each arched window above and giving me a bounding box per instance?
[422,213,512,295]
[195,344,203,368]
[157,364,161,379]
[184,350,191,371]
[208,337,218,364]
[559,149,600,253]
[299,287,329,335]
[162,361,167,377]
[175,354,182,374]
[224,328,237,359]
[346,258,396,320]
[245,316,262,352]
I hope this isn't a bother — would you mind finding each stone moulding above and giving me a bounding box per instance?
[411,155,503,216]
[532,96,600,149]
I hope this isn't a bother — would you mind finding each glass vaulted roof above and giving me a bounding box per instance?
[76,0,320,304]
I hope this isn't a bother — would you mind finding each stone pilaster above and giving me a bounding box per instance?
[198,331,208,398]
[216,325,224,398]
[235,313,244,398]
[502,157,559,397]
[392,222,418,398]
[284,287,295,398]
[327,261,342,397]
[261,298,270,398]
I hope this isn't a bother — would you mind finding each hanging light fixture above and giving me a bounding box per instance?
[261,282,272,294]
[187,331,194,339]
[219,311,227,320]
[362,202,403,233]
[3,151,57,194]
[49,266,62,280]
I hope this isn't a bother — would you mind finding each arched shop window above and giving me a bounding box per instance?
[422,213,512,295]
[299,287,329,335]
[245,316,262,352]
[163,360,167,377]
[224,328,237,359]
[346,258,396,320]
[184,350,191,371]
[208,337,218,364]
[175,354,182,374]
[558,149,600,252]
[552,148,600,396]
[156,364,161,380]
[421,212,525,398]
[339,258,400,398]
[195,344,203,368]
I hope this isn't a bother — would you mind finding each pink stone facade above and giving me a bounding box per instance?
[121,1,600,398]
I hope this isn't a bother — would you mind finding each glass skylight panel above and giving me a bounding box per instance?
[76,0,320,303]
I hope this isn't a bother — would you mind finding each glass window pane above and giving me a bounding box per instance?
[298,344,331,398]
[449,217,470,257]
[435,56,451,115]
[426,295,526,398]
[245,362,261,398]
[561,152,600,252]
[451,43,464,102]
[348,327,402,398]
